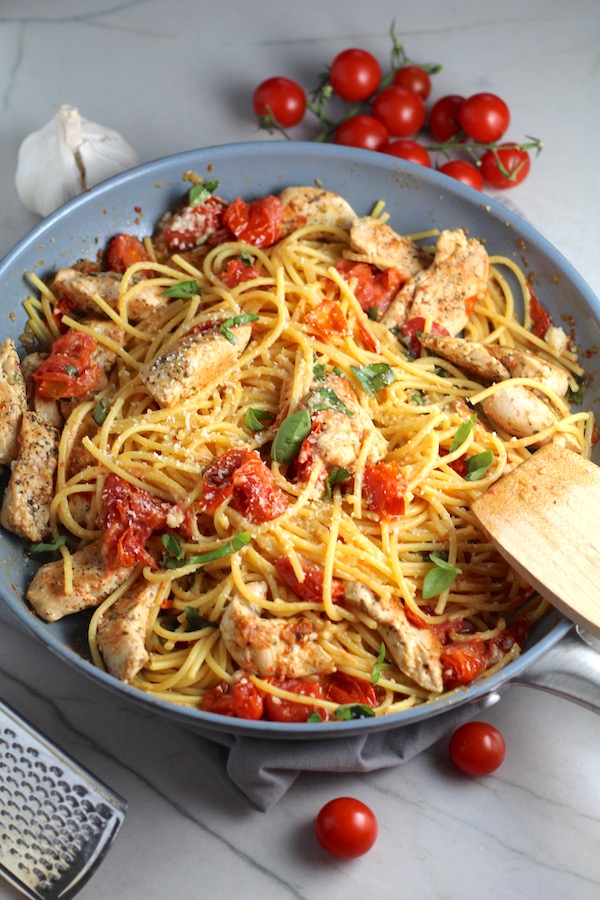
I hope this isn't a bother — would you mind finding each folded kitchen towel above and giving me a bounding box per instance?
[170,702,480,812]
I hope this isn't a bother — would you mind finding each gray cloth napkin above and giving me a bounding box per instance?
[170,703,480,811]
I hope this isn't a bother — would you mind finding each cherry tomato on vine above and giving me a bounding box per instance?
[334,114,389,151]
[438,159,484,191]
[315,797,378,858]
[329,48,382,102]
[459,92,510,144]
[252,77,307,127]
[382,139,431,167]
[392,64,432,100]
[480,143,531,189]
[449,721,506,776]
[428,94,464,142]
[371,86,426,138]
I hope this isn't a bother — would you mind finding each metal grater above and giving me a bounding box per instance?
[0,697,127,899]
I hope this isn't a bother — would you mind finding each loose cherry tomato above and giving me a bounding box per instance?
[438,160,484,191]
[202,677,265,719]
[371,86,426,138]
[223,195,283,248]
[329,48,381,102]
[392,64,432,100]
[459,92,510,144]
[252,77,307,127]
[264,678,326,723]
[334,114,389,151]
[448,721,506,776]
[382,139,431,167]
[315,797,378,858]
[480,144,531,189]
[428,95,464,142]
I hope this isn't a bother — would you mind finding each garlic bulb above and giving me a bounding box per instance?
[15,104,139,217]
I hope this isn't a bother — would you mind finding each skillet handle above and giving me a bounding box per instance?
[511,626,600,713]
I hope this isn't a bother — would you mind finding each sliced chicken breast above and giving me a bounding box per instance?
[0,339,27,466]
[97,578,160,682]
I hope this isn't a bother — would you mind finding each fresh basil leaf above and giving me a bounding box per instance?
[323,467,351,500]
[410,390,427,406]
[239,249,254,265]
[307,386,353,417]
[92,397,110,426]
[189,180,219,206]
[371,642,387,685]
[244,407,274,431]
[567,375,587,405]
[162,279,200,298]
[313,362,326,382]
[161,533,184,565]
[465,450,494,481]
[220,312,259,344]
[30,535,67,556]
[450,414,477,452]
[422,552,462,600]
[164,532,251,570]
[307,710,323,723]
[367,306,380,321]
[351,363,396,396]
[271,408,311,463]
[185,607,217,630]
[334,703,375,720]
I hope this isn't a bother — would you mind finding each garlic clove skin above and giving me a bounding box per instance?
[15,104,139,218]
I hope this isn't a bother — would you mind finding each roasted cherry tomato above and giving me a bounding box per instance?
[325,672,378,708]
[105,233,151,274]
[329,48,381,102]
[264,678,326,723]
[438,160,484,191]
[223,195,283,248]
[198,448,288,523]
[202,677,265,719]
[362,460,408,520]
[162,196,227,251]
[371,86,426,138]
[440,640,487,689]
[392,64,431,100]
[459,92,510,144]
[334,260,405,315]
[315,797,378,858]
[252,76,307,127]
[274,558,345,604]
[334,114,389,151]
[219,257,263,287]
[305,299,350,340]
[480,144,531,189]
[382,139,431,167]
[400,316,450,358]
[449,721,506,776]
[428,94,464,142]
[33,330,100,400]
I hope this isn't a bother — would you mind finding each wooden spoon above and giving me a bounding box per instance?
[471,443,600,640]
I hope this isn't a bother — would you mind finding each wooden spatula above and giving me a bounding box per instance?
[471,443,600,640]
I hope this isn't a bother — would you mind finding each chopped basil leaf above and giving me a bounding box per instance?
[65,364,78,376]
[163,532,251,570]
[465,449,494,481]
[220,312,259,344]
[371,642,387,685]
[240,249,254,265]
[189,180,219,206]
[334,703,375,720]
[567,375,587,405]
[313,362,326,382]
[351,363,396,396]
[323,467,351,500]
[271,408,311,463]
[307,386,353,417]
[161,533,184,566]
[367,306,380,321]
[30,535,67,556]
[244,407,274,431]
[410,390,427,406]
[307,710,323,723]
[162,279,200,298]
[449,414,477,452]
[422,552,462,600]
[332,366,345,377]
[92,397,110,426]
[185,607,217,630]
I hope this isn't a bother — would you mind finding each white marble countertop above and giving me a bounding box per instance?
[1,2,600,898]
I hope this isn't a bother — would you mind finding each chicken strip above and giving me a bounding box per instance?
[220,582,335,678]
[140,322,252,407]
[345,216,431,275]
[0,411,59,542]
[418,333,511,382]
[0,338,27,466]
[486,344,570,397]
[482,384,561,439]
[27,539,135,622]
[52,268,168,322]
[97,578,160,682]
[344,582,443,693]
[279,186,356,236]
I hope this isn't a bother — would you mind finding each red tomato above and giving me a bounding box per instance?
[440,640,487,689]
[220,258,263,287]
[315,797,378,859]
[448,721,506,776]
[400,316,450,358]
[274,558,345,604]
[382,139,431,167]
[202,677,264,719]
[428,94,464,142]
[305,299,350,340]
[199,448,289,523]
[264,678,326,723]
[438,160,484,191]
[371,86,426,138]
[33,330,100,400]
[105,233,151,274]
[329,48,381,102]
[334,260,405,315]
[362,460,408,520]
[223,195,283,248]
[392,65,432,100]
[480,144,531,189]
[529,290,553,338]
[163,196,227,251]
[325,672,378,708]
[252,77,306,127]
[459,92,510,143]
[334,114,389,151]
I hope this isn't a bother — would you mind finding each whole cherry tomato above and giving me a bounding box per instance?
[428,95,465,142]
[438,159,484,191]
[382,139,431,167]
[480,144,531,189]
[392,64,432,100]
[371,86,426,138]
[459,92,510,143]
[329,48,381,102]
[448,721,506,776]
[252,77,307,127]
[334,114,389,151]
[315,797,378,858]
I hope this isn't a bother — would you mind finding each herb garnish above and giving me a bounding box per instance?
[162,279,200,298]
[422,552,462,600]
[189,180,219,206]
[271,408,311,463]
[449,414,477,452]
[161,532,251,570]
[323,468,351,500]
[244,407,274,431]
[334,703,375,720]
[30,535,67,556]
[465,450,494,481]
[371,642,387,685]
[220,312,259,344]
[351,363,396,396]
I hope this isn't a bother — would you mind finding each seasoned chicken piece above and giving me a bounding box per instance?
[0,339,27,466]
[220,581,335,678]
[482,384,561,439]
[140,322,252,407]
[486,344,570,397]
[52,268,168,322]
[345,216,431,275]
[300,373,387,472]
[0,412,59,542]
[27,539,135,622]
[418,333,511,382]
[97,578,160,682]
[279,186,356,236]
[344,582,443,693]
[382,229,489,335]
